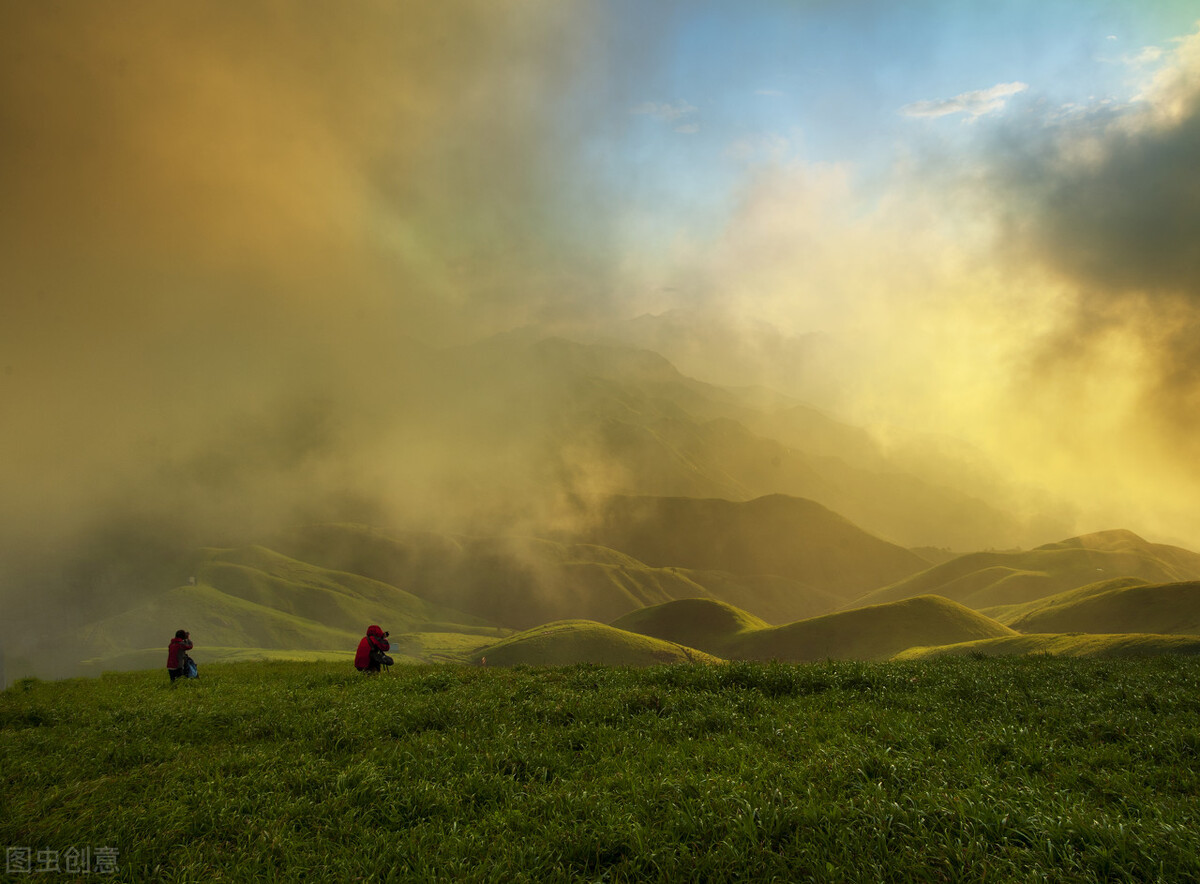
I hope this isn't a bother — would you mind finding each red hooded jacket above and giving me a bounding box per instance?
[355,625,389,670]
[167,636,193,670]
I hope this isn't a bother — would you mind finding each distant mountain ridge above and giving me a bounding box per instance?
[857,529,1200,610]
[11,328,1200,680]
[423,333,1040,549]
[568,494,927,601]
[267,500,891,629]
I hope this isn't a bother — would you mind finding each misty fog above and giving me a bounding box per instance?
[4,4,1200,674]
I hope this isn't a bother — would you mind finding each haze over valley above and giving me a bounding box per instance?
[4,2,1200,678]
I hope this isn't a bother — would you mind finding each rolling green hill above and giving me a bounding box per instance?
[468,620,724,667]
[724,595,1016,663]
[267,525,704,628]
[980,577,1149,624]
[610,595,1014,664]
[77,584,361,661]
[74,544,501,671]
[858,529,1200,610]
[610,598,768,655]
[895,633,1200,660]
[268,522,846,628]
[77,646,356,676]
[998,580,1200,635]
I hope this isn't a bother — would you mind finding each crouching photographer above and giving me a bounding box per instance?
[354,624,394,673]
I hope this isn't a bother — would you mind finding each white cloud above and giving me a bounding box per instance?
[724,132,795,163]
[900,81,1029,120]
[631,99,700,133]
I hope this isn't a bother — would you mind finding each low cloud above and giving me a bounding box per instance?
[0,1,615,566]
[901,81,1029,119]
[635,24,1200,547]
[631,99,701,133]
[944,24,1200,535]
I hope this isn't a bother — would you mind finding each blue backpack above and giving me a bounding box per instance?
[183,654,199,679]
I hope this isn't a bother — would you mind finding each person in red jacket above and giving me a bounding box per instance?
[167,629,193,683]
[355,624,392,673]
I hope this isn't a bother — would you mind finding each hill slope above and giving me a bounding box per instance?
[571,494,927,603]
[75,544,498,668]
[549,322,1036,548]
[268,522,847,628]
[610,598,768,656]
[724,595,1016,663]
[611,595,1014,664]
[895,633,1200,660]
[1000,580,1200,635]
[469,620,724,667]
[859,530,1200,610]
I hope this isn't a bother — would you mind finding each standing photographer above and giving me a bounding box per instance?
[354,624,392,673]
[167,629,193,683]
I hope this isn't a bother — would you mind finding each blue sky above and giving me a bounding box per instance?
[575,1,1199,252]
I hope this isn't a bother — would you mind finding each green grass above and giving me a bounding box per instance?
[610,597,768,654]
[727,595,1014,663]
[862,530,1200,610]
[896,632,1200,660]
[610,595,1013,663]
[982,577,1151,625]
[1002,581,1200,636]
[74,543,493,664]
[469,620,724,667]
[4,658,1200,881]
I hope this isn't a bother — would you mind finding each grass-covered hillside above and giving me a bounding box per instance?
[575,494,927,598]
[465,620,723,667]
[859,529,1200,610]
[998,580,1200,635]
[611,595,1014,663]
[895,633,1200,660]
[611,598,769,655]
[71,543,506,675]
[14,503,1200,682]
[723,595,1015,663]
[78,544,491,654]
[268,519,845,629]
[3,658,1200,881]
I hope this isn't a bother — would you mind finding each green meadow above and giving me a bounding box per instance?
[4,658,1200,882]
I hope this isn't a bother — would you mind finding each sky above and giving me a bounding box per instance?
[3,0,1200,571]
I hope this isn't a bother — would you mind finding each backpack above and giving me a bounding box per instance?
[183,653,199,679]
[369,646,394,668]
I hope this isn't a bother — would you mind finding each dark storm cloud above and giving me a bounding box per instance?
[996,99,1200,301]
[978,30,1200,469]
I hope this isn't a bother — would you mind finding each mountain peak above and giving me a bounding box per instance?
[1037,528,1149,552]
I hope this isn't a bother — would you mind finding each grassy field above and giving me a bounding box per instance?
[466,620,724,667]
[895,633,1200,660]
[3,658,1200,882]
